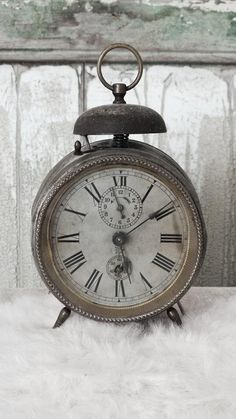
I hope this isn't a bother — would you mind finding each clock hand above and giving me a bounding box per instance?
[114,263,124,277]
[122,197,131,204]
[112,188,125,219]
[112,232,132,284]
[127,201,174,235]
[120,245,132,284]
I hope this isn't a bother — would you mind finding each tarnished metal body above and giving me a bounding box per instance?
[31,44,207,325]
[32,138,207,323]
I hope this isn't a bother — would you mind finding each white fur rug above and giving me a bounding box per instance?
[0,287,236,419]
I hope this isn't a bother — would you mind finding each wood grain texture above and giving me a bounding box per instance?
[222,70,236,286]
[0,65,17,288]
[17,65,80,287]
[0,0,235,63]
[85,63,236,286]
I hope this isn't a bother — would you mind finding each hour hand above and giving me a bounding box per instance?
[112,188,125,219]
[112,232,132,284]
[120,246,132,284]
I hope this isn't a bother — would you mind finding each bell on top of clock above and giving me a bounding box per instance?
[74,45,166,137]
[31,43,207,328]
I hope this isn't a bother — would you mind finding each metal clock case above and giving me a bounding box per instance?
[32,44,207,327]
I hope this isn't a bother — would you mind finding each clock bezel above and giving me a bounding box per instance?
[32,147,205,322]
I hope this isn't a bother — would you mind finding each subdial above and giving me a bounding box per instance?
[106,254,132,281]
[98,186,143,229]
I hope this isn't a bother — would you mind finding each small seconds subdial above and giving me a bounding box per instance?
[106,254,132,281]
[98,185,143,229]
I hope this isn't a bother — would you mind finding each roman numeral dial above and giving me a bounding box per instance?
[51,166,188,308]
[84,182,101,203]
[113,176,127,187]
[115,280,126,298]
[64,208,86,219]
[63,251,86,274]
[154,203,176,222]
[57,232,80,243]
[85,269,103,292]
[160,234,182,243]
[140,272,153,290]
[141,182,155,203]
[152,253,175,272]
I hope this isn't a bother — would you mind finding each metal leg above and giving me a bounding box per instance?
[167,307,182,327]
[53,307,71,329]
[177,301,185,315]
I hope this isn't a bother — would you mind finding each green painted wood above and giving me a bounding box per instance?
[0,0,235,63]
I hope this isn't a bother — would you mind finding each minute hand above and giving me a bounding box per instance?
[127,201,175,236]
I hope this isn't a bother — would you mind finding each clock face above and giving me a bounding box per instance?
[49,166,189,308]
[33,148,205,321]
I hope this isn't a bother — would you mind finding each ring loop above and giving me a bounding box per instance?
[97,43,143,91]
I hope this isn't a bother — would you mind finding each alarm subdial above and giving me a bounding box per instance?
[106,254,132,281]
[98,186,143,229]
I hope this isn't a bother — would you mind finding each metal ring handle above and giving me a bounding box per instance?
[97,43,143,91]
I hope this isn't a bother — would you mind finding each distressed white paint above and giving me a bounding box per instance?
[0,65,17,288]
[18,65,79,287]
[222,70,236,286]
[0,63,235,288]
[80,0,236,13]
[149,0,236,13]
[1,0,235,13]
[145,66,231,286]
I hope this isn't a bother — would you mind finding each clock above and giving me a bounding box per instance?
[32,44,207,327]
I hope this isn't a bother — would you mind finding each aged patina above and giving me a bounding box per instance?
[31,44,207,327]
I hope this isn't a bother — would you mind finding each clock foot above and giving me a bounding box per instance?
[177,301,185,315]
[53,307,71,329]
[167,307,182,327]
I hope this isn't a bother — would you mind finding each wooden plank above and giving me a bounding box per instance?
[0,61,233,288]
[149,66,234,286]
[222,70,236,286]
[0,0,235,64]
[146,66,232,286]
[0,65,17,288]
[85,63,234,286]
[18,65,80,287]
[0,50,236,65]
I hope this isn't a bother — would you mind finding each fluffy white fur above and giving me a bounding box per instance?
[0,287,236,419]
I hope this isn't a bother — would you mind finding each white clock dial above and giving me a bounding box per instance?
[50,167,188,307]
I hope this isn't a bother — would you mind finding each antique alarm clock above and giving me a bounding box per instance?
[32,44,207,327]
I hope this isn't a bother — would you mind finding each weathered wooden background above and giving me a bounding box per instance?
[0,0,236,288]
